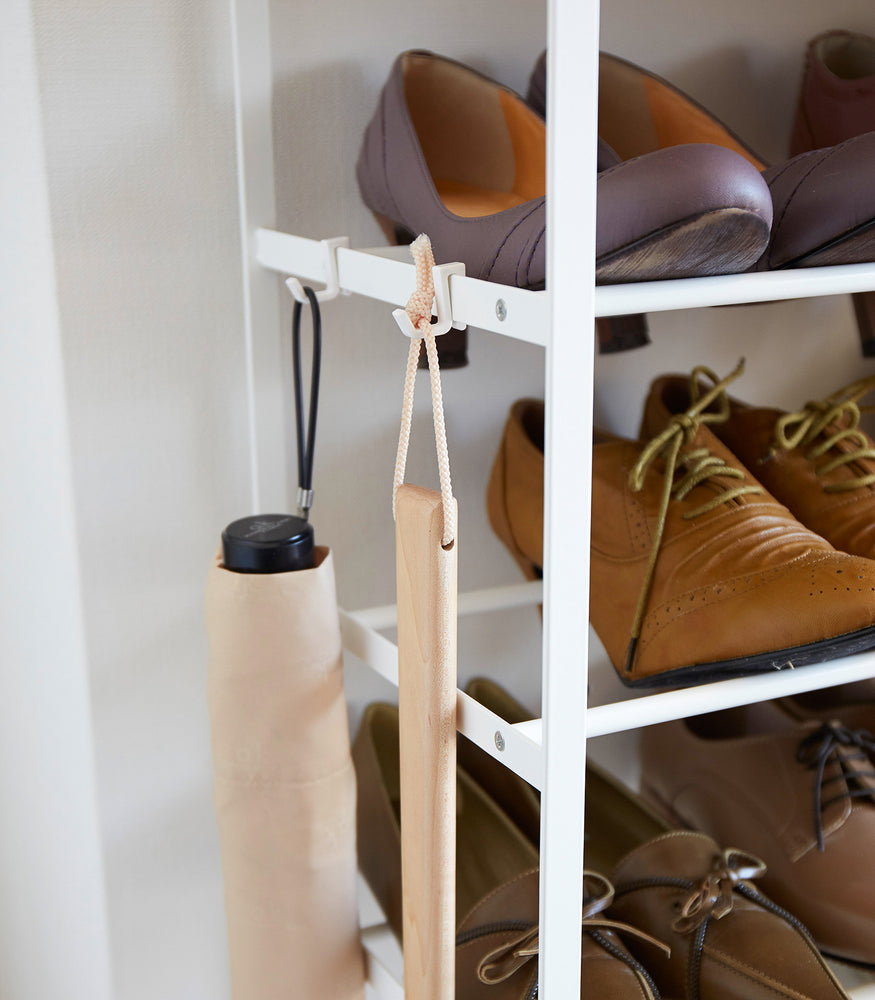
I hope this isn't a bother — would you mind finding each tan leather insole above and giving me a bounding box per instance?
[405,55,546,219]
[599,55,766,170]
[436,179,530,218]
[435,94,546,217]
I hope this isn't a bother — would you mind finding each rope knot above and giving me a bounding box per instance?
[392,234,456,546]
[668,411,699,444]
[672,849,767,934]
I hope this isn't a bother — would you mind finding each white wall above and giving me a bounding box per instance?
[7,0,875,996]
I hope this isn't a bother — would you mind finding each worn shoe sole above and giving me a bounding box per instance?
[377,208,770,288]
[783,215,875,269]
[596,209,770,284]
[619,621,875,689]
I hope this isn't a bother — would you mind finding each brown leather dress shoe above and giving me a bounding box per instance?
[488,366,875,687]
[641,370,875,562]
[463,680,850,1000]
[639,702,875,965]
[353,703,668,999]
[587,764,852,1000]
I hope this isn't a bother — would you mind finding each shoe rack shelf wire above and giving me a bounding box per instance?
[231,1,875,998]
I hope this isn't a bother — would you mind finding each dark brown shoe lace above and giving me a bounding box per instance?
[796,721,875,850]
[767,375,875,491]
[613,848,813,1000]
[460,872,669,1000]
[625,360,762,671]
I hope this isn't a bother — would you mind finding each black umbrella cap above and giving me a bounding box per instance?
[221,513,315,574]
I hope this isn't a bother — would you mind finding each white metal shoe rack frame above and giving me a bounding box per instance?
[232,2,875,998]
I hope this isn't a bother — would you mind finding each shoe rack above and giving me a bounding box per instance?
[231,2,875,998]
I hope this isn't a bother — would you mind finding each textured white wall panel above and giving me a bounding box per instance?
[0,2,113,998]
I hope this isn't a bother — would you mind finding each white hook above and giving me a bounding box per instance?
[393,261,466,338]
[285,236,350,304]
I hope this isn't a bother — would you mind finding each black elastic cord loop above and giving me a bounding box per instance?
[291,287,322,503]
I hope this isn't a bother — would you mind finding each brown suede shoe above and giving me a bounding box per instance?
[587,765,852,1000]
[353,703,667,1000]
[639,702,875,965]
[641,370,875,562]
[488,369,875,687]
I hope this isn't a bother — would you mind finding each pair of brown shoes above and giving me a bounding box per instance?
[641,685,875,966]
[354,680,855,999]
[488,365,875,686]
[353,701,664,1000]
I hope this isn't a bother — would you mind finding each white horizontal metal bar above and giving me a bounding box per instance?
[362,926,404,1000]
[349,580,543,630]
[457,690,544,790]
[341,609,544,788]
[340,610,399,686]
[595,261,875,316]
[514,646,875,743]
[255,228,547,343]
[256,231,875,338]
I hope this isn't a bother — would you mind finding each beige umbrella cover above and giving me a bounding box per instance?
[206,546,365,1000]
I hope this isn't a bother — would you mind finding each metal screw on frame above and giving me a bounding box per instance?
[494,731,506,752]
[495,299,507,322]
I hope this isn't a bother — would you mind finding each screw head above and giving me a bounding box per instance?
[495,298,507,322]
[494,730,506,752]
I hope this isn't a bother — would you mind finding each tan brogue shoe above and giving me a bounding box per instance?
[353,703,669,1000]
[643,370,875,561]
[486,398,545,583]
[639,702,875,965]
[489,365,875,687]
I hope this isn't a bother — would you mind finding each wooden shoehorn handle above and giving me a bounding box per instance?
[395,484,458,1000]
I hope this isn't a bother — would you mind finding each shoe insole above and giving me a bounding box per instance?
[435,179,532,218]
[599,54,766,170]
[404,53,545,219]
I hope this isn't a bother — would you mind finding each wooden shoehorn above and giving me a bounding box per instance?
[395,483,458,1000]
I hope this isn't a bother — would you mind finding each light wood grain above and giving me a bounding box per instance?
[395,484,458,1000]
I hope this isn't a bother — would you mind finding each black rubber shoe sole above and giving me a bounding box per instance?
[618,622,875,689]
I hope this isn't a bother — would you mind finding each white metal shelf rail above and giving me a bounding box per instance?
[255,228,875,322]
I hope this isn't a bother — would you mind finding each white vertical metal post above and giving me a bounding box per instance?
[229,0,288,512]
[539,0,600,996]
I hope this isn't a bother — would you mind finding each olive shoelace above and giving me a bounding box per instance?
[796,721,875,850]
[614,848,813,1000]
[768,375,875,491]
[625,360,763,671]
[461,871,670,1000]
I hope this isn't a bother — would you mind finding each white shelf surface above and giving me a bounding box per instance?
[255,228,875,337]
